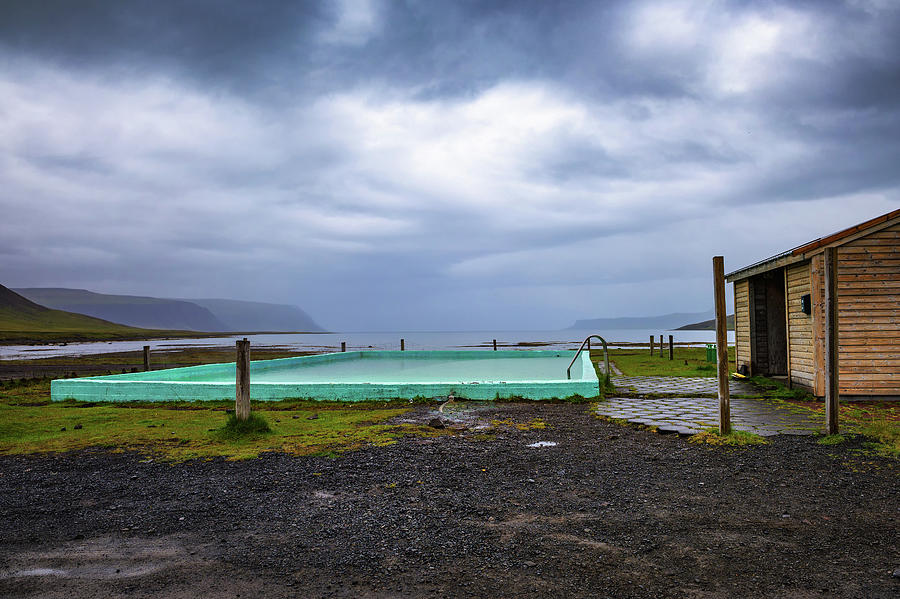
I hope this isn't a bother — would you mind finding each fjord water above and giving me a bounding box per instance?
[0,328,734,360]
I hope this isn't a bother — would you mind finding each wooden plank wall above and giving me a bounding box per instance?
[812,222,900,396]
[785,262,815,390]
[734,280,751,373]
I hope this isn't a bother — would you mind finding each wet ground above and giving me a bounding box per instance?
[1,402,898,598]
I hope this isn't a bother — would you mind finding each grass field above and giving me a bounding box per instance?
[604,346,735,377]
[0,379,443,460]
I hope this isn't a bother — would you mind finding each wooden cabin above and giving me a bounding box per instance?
[725,208,899,399]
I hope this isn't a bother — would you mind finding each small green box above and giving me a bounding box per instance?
[706,344,717,363]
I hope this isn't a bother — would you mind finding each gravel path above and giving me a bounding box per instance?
[1,402,898,598]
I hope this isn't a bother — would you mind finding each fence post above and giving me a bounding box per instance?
[143,345,150,371]
[493,339,497,351]
[825,247,840,434]
[400,338,405,351]
[713,256,731,435]
[341,341,346,352]
[235,338,251,422]
[659,335,663,358]
[668,335,673,360]
[650,335,654,356]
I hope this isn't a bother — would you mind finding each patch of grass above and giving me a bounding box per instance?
[606,346,735,377]
[817,434,846,446]
[215,412,272,439]
[856,417,900,458]
[490,417,548,431]
[747,376,814,401]
[689,428,768,447]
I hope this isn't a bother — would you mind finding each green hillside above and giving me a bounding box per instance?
[0,284,192,343]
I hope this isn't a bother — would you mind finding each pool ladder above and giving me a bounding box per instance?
[566,335,610,388]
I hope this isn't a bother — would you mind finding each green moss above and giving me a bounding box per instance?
[689,428,768,446]
[817,434,846,446]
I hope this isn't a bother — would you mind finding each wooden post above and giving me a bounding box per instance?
[713,256,731,434]
[783,269,793,389]
[668,335,673,360]
[142,345,150,371]
[235,338,251,422]
[650,335,654,356]
[659,335,663,358]
[400,338,405,351]
[493,339,497,351]
[824,247,839,434]
[341,341,346,352]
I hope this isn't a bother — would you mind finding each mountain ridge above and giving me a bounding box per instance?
[569,310,715,330]
[14,288,325,333]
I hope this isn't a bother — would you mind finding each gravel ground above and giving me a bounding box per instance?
[0,402,898,598]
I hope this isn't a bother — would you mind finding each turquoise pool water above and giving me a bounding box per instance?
[50,350,600,402]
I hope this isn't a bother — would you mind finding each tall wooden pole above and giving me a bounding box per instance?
[659,335,663,358]
[650,335,654,356]
[341,341,346,352]
[493,339,497,351]
[668,335,674,360]
[235,338,251,421]
[713,256,731,435]
[400,338,405,351]
[824,247,840,434]
[142,345,150,371]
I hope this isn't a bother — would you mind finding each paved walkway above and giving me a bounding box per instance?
[598,374,823,436]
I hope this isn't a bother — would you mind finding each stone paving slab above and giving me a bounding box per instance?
[612,376,760,396]
[597,396,822,436]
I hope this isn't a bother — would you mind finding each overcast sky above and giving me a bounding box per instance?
[1,0,898,331]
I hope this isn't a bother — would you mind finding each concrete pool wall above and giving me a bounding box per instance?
[50,350,600,403]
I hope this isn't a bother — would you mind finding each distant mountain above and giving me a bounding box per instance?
[0,284,150,341]
[13,288,325,333]
[186,298,325,332]
[675,315,735,331]
[569,310,715,331]
[15,288,227,332]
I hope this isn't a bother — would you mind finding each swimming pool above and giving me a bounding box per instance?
[50,350,601,402]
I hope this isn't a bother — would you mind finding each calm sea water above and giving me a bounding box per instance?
[0,328,734,361]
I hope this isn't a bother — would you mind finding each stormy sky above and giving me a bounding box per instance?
[1,0,898,331]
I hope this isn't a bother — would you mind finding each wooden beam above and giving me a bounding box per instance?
[143,345,150,372]
[824,247,839,434]
[235,338,251,422]
[713,256,731,435]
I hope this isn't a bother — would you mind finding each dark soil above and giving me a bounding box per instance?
[1,402,897,598]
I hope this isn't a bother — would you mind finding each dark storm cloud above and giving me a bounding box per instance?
[1,0,898,330]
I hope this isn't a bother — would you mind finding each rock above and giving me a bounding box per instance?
[73,424,83,430]
[428,418,445,429]
[60,427,66,432]
[307,414,319,420]
[893,567,900,579]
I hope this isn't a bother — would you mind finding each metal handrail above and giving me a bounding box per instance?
[566,335,610,387]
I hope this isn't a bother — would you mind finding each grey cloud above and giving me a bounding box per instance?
[2,0,899,330]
